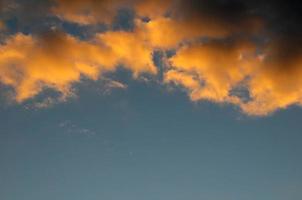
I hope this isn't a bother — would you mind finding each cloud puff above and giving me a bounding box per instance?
[0,30,155,102]
[140,17,228,49]
[165,40,257,103]
[165,38,302,116]
[0,32,100,101]
[96,30,157,76]
[241,39,302,115]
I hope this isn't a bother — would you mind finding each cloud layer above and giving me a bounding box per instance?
[0,0,302,115]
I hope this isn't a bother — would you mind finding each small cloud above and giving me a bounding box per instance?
[100,79,128,95]
[32,97,57,109]
[59,120,96,136]
[23,88,77,110]
[106,80,128,90]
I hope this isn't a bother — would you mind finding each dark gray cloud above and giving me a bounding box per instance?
[165,0,302,71]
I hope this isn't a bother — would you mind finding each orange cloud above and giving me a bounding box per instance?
[2,0,302,116]
[97,30,157,76]
[52,0,261,49]
[140,17,237,49]
[241,41,302,115]
[0,30,155,102]
[165,39,302,116]
[165,41,257,103]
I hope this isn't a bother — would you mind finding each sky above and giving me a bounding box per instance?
[1,0,302,199]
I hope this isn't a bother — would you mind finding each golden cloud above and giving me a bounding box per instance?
[97,30,157,76]
[241,40,302,115]
[0,30,155,102]
[165,39,302,116]
[165,40,257,103]
[139,17,227,49]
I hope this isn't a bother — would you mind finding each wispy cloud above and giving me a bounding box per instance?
[99,79,128,95]
[59,120,96,136]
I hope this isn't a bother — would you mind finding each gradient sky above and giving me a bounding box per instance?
[1,0,302,200]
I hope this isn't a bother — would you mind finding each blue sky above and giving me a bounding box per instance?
[1,77,302,200]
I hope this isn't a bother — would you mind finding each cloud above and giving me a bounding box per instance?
[0,32,98,101]
[240,39,302,115]
[105,80,127,90]
[165,38,302,116]
[139,17,227,49]
[158,0,302,115]
[99,78,127,95]
[96,30,157,76]
[0,30,155,102]
[165,40,258,103]
[1,0,302,116]
[59,120,96,136]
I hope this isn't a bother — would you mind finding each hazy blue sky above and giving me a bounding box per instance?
[1,77,302,200]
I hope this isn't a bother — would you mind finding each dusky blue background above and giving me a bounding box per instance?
[1,76,302,200]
